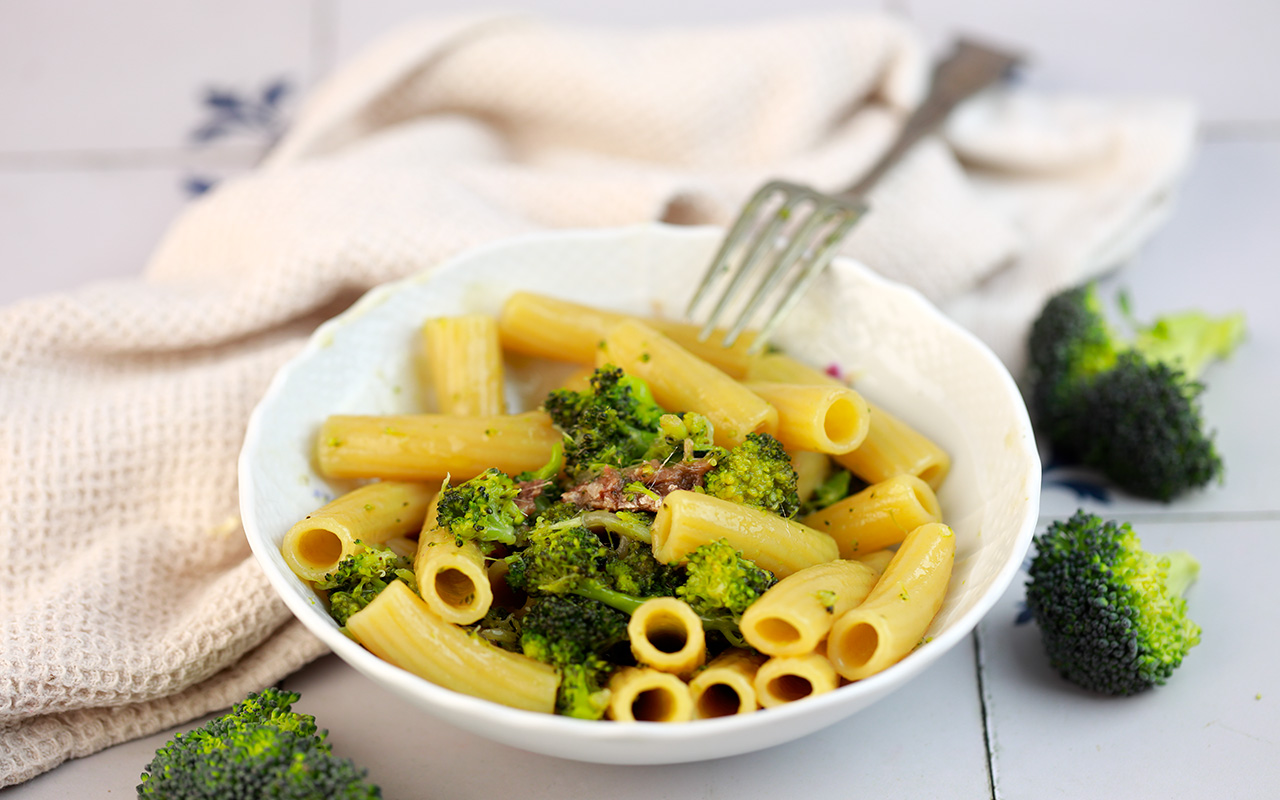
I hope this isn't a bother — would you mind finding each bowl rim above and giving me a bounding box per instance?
[238,222,1041,760]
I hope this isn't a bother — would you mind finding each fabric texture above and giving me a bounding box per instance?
[0,12,1194,786]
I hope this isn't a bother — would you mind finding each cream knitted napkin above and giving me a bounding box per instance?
[0,12,1194,786]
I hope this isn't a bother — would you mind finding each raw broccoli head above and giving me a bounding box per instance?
[1024,510,1201,696]
[702,432,800,518]
[1027,283,1245,501]
[138,687,379,799]
[314,544,417,627]
[435,468,527,550]
[542,365,667,479]
[520,594,630,719]
[676,538,776,618]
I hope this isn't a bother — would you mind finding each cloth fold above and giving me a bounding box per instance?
[0,12,1194,786]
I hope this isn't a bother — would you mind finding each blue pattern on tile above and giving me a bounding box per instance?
[183,77,294,197]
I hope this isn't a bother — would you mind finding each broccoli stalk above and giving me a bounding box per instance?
[702,432,801,518]
[434,468,527,550]
[1027,283,1245,501]
[314,544,417,627]
[138,688,379,799]
[1024,510,1201,695]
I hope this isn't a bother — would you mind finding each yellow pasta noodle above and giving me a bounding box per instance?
[497,290,758,377]
[606,667,694,722]
[421,314,507,416]
[316,411,559,481]
[827,522,956,681]
[754,651,840,708]
[790,449,835,505]
[627,597,707,677]
[281,481,435,582]
[345,581,559,713]
[413,526,493,625]
[651,490,839,578]
[743,381,870,455]
[856,548,897,575]
[800,474,942,559]
[740,559,881,657]
[688,649,765,719]
[599,319,777,447]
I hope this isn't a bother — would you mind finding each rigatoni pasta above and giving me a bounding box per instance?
[800,474,942,559]
[421,314,507,416]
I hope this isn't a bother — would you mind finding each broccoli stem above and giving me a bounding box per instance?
[579,510,652,545]
[1161,550,1201,598]
[572,582,744,645]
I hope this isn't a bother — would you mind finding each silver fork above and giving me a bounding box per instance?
[686,38,1023,352]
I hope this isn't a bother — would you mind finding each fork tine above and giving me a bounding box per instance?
[685,182,785,322]
[698,191,799,340]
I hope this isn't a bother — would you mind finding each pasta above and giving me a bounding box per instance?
[827,522,956,681]
[627,597,706,677]
[800,474,942,559]
[740,559,881,657]
[421,314,507,416]
[281,480,435,582]
[742,381,870,455]
[651,490,839,578]
[414,525,494,626]
[754,651,840,708]
[345,581,559,713]
[606,667,695,722]
[687,649,766,718]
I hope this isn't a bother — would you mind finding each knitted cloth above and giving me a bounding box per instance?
[0,12,1193,786]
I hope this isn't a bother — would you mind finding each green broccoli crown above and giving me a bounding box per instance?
[676,538,776,617]
[542,365,668,478]
[643,412,719,463]
[607,533,681,597]
[702,432,800,518]
[313,544,417,627]
[504,523,616,597]
[1024,511,1201,696]
[435,468,527,549]
[520,594,629,719]
[138,688,379,799]
[1027,283,1245,501]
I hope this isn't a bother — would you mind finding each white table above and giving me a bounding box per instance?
[4,2,1278,797]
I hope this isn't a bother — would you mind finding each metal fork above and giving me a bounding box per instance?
[686,38,1023,352]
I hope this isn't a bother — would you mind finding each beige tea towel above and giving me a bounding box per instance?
[0,11,1194,786]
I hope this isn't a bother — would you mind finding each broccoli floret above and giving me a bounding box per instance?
[137,687,379,799]
[520,595,630,719]
[434,468,527,550]
[642,412,718,463]
[676,538,776,619]
[542,365,667,479]
[1024,510,1201,695]
[314,544,417,627]
[702,432,800,518]
[799,468,857,516]
[1027,283,1245,501]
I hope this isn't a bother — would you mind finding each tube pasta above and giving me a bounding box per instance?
[688,649,766,718]
[414,526,493,625]
[740,559,881,657]
[599,319,777,447]
[606,667,694,722]
[856,548,897,575]
[743,381,870,455]
[627,597,706,677]
[652,490,839,578]
[790,449,835,505]
[800,474,942,559]
[497,290,758,377]
[827,522,956,681]
[422,314,507,416]
[281,481,435,582]
[754,651,840,708]
[316,411,559,481]
[346,581,559,713]
[745,353,950,488]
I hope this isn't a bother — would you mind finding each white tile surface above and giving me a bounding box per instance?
[979,518,1280,799]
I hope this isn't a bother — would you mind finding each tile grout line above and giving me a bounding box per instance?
[973,628,1001,800]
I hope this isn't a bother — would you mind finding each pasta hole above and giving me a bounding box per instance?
[916,465,946,494]
[767,674,813,703]
[295,529,343,570]
[834,621,879,669]
[434,568,477,608]
[695,683,742,718]
[645,614,689,654]
[824,397,862,447]
[756,617,801,646]
[631,689,676,722]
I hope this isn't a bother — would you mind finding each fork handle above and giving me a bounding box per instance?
[839,38,1022,198]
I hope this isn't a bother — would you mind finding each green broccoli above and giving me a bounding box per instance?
[702,432,801,518]
[1024,510,1201,695]
[520,595,630,719]
[1027,283,1245,501]
[137,687,379,799]
[642,412,718,463]
[676,538,776,619]
[542,365,667,479]
[314,544,417,627]
[799,468,857,516]
[434,467,527,550]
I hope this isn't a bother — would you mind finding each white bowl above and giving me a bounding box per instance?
[239,223,1040,764]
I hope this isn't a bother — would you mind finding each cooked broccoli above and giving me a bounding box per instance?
[1024,510,1201,695]
[799,468,856,516]
[1027,283,1245,501]
[676,538,776,619]
[434,467,527,550]
[513,442,566,516]
[542,365,667,479]
[314,544,417,627]
[137,687,379,799]
[702,432,801,518]
[643,412,718,463]
[520,594,630,719]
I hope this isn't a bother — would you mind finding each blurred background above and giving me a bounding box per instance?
[1,0,1277,307]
